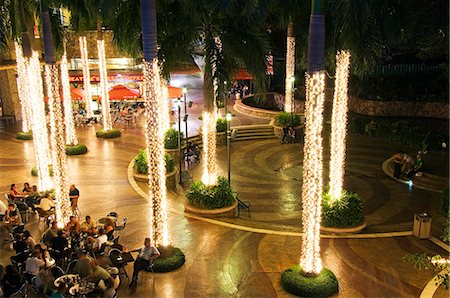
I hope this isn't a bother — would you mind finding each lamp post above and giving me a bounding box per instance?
[226,112,232,184]
[176,97,183,184]
[182,86,188,140]
[224,81,228,116]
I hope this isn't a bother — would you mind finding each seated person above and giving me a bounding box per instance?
[0,199,7,221]
[5,203,22,224]
[65,216,81,235]
[39,193,55,214]
[22,182,32,193]
[34,244,55,268]
[87,260,112,284]
[1,265,22,297]
[25,250,45,280]
[43,221,58,245]
[81,215,97,234]
[69,184,80,211]
[86,228,108,252]
[71,251,93,278]
[50,230,68,255]
[33,267,54,296]
[23,230,36,250]
[9,183,25,200]
[128,237,160,287]
[104,218,115,241]
[13,234,28,254]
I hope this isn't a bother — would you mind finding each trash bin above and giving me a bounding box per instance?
[413,212,432,239]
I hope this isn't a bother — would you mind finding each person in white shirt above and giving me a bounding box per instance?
[39,194,55,213]
[25,251,45,278]
[0,199,7,220]
[128,237,160,287]
[86,228,108,252]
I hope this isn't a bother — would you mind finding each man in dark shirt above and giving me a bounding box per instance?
[50,230,68,255]
[69,184,80,211]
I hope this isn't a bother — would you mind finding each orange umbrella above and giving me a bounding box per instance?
[44,87,85,102]
[108,84,140,100]
[167,85,182,98]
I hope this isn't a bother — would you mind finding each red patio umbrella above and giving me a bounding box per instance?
[44,87,85,102]
[167,85,182,98]
[107,84,140,100]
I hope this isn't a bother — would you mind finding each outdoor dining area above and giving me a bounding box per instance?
[0,184,134,297]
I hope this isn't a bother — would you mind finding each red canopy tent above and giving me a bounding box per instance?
[167,86,182,98]
[107,85,140,100]
[44,87,85,102]
[233,69,253,80]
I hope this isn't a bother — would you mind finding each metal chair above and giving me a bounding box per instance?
[115,217,127,237]
[108,248,130,281]
[8,279,28,297]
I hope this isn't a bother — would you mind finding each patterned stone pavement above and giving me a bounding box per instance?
[0,114,448,297]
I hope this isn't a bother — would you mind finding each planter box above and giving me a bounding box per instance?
[216,132,226,145]
[184,200,238,218]
[133,168,178,191]
[320,221,367,234]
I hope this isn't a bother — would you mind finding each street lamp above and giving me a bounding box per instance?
[226,112,232,184]
[224,81,228,116]
[176,97,183,184]
[182,86,188,140]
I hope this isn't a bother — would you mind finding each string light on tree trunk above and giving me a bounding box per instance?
[14,41,32,132]
[285,34,295,113]
[160,81,170,133]
[79,36,94,118]
[201,111,217,185]
[97,39,112,131]
[142,59,169,247]
[329,51,351,201]
[28,51,52,190]
[45,64,71,226]
[300,71,326,275]
[60,49,78,145]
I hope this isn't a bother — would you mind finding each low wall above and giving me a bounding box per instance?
[233,99,280,119]
[349,96,449,119]
[133,168,177,191]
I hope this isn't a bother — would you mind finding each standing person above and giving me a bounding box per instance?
[69,184,80,212]
[128,238,160,287]
[392,150,404,179]
[281,127,289,144]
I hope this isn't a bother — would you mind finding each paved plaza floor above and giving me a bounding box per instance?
[0,77,448,297]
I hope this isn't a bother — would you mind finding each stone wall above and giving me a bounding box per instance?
[66,30,127,59]
[348,96,449,119]
[0,69,21,120]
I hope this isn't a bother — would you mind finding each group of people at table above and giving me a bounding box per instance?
[0,183,160,297]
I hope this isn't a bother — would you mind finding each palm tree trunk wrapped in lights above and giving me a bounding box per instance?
[60,49,78,145]
[300,0,326,276]
[79,35,94,118]
[284,22,295,113]
[14,41,32,132]
[140,0,169,246]
[160,82,170,133]
[97,20,112,131]
[329,50,351,201]
[28,52,53,191]
[42,2,71,226]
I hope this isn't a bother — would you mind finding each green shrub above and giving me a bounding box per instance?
[96,129,121,139]
[16,131,33,140]
[186,176,235,209]
[152,247,185,273]
[165,153,175,172]
[277,112,301,128]
[442,188,449,217]
[281,265,339,297]
[216,118,227,132]
[134,150,175,174]
[31,165,54,177]
[164,128,183,149]
[322,191,364,228]
[65,144,88,155]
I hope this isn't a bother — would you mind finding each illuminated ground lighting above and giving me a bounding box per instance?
[14,41,32,132]
[45,64,71,226]
[201,111,218,186]
[285,34,295,113]
[61,50,78,145]
[142,59,169,247]
[97,39,112,131]
[329,51,351,201]
[300,71,326,275]
[79,36,93,118]
[28,52,52,190]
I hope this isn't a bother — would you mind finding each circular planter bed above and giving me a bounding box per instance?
[65,144,88,155]
[151,246,185,273]
[281,265,339,297]
[96,129,121,139]
[133,169,178,191]
[184,199,237,217]
[320,221,367,234]
[16,131,32,140]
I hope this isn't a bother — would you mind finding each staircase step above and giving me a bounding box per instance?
[234,135,277,141]
[236,132,275,138]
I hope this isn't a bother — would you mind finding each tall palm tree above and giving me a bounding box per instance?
[140,0,169,246]
[299,0,326,276]
[41,0,72,225]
